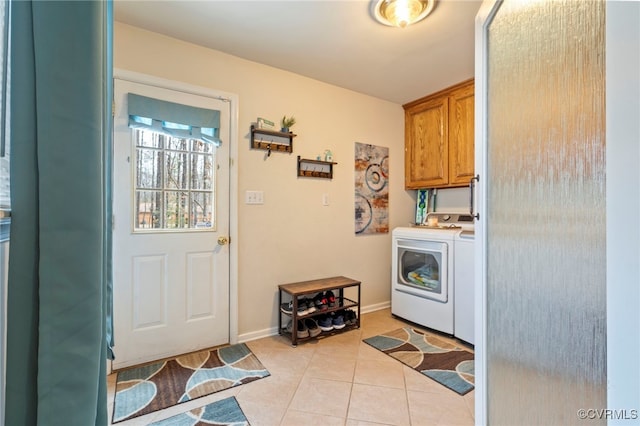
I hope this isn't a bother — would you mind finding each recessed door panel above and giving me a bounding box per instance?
[186,252,215,321]
[132,255,167,329]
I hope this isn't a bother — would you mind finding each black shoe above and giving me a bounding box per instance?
[304,297,317,314]
[304,317,321,337]
[280,300,294,315]
[285,319,309,338]
[313,292,328,311]
[325,290,337,308]
[344,309,357,326]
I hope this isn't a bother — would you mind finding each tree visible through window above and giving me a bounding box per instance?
[134,129,215,230]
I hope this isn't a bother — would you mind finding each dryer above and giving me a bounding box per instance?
[391,213,474,334]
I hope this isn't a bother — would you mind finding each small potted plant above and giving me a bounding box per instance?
[281,115,296,133]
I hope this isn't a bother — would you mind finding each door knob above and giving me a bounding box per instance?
[217,236,229,245]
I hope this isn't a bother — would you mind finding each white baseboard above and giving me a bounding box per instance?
[359,300,391,314]
[238,326,280,343]
[237,300,391,343]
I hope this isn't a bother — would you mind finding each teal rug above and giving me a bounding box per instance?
[113,343,268,423]
[149,396,249,426]
[363,327,474,395]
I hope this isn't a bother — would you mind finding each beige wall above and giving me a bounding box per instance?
[114,22,414,338]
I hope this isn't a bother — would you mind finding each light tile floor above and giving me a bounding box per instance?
[107,309,475,426]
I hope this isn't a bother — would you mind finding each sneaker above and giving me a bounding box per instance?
[325,290,337,308]
[313,292,328,311]
[281,298,310,316]
[331,311,345,330]
[304,297,317,314]
[296,298,310,316]
[285,320,308,338]
[344,309,357,326]
[304,318,322,338]
[317,314,333,332]
[280,300,294,315]
[286,319,309,338]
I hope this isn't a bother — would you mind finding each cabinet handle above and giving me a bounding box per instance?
[469,175,480,220]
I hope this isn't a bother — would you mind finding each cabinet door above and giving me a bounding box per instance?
[404,95,449,189]
[448,81,475,185]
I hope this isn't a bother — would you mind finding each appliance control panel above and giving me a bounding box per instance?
[421,212,475,230]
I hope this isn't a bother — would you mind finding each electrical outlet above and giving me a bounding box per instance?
[245,190,264,204]
[322,194,329,206]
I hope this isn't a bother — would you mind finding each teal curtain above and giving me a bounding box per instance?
[7,1,112,425]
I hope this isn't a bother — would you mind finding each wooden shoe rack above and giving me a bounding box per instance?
[278,276,361,346]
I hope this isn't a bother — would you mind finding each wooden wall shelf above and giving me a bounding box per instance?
[250,125,296,155]
[297,156,337,179]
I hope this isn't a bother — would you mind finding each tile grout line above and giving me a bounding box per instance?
[279,342,317,425]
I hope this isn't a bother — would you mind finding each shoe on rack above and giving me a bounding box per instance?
[317,314,334,332]
[304,297,317,314]
[304,318,322,338]
[285,320,308,338]
[331,311,345,330]
[344,309,358,325]
[296,319,310,338]
[325,290,337,308]
[282,298,311,316]
[313,292,328,311]
[296,298,310,316]
[280,301,294,315]
[344,309,357,326]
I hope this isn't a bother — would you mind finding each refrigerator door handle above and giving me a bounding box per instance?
[470,175,480,220]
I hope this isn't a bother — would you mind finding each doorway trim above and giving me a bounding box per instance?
[474,1,499,424]
[112,68,239,349]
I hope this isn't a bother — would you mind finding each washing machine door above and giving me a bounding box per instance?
[394,239,448,303]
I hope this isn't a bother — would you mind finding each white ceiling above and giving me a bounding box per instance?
[114,0,482,105]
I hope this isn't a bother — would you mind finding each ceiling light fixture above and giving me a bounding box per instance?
[372,0,436,28]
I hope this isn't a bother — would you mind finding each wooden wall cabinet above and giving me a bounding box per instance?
[403,79,474,189]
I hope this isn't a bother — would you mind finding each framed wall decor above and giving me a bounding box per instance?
[354,142,389,235]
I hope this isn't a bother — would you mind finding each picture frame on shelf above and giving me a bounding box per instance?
[256,117,275,130]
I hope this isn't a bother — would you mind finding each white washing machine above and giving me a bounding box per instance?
[391,213,474,335]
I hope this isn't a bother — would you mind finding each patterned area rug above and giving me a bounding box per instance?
[363,327,474,395]
[148,396,249,426]
[113,343,269,423]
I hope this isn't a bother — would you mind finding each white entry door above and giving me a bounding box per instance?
[113,78,230,369]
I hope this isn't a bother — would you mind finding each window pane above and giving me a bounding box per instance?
[192,139,213,153]
[164,191,188,229]
[136,148,162,189]
[166,137,189,151]
[165,150,188,190]
[191,191,213,228]
[191,153,214,190]
[136,130,162,148]
[135,190,162,229]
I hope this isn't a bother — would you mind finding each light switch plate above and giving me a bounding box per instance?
[245,190,264,204]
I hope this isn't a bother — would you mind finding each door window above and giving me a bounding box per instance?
[134,129,215,231]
